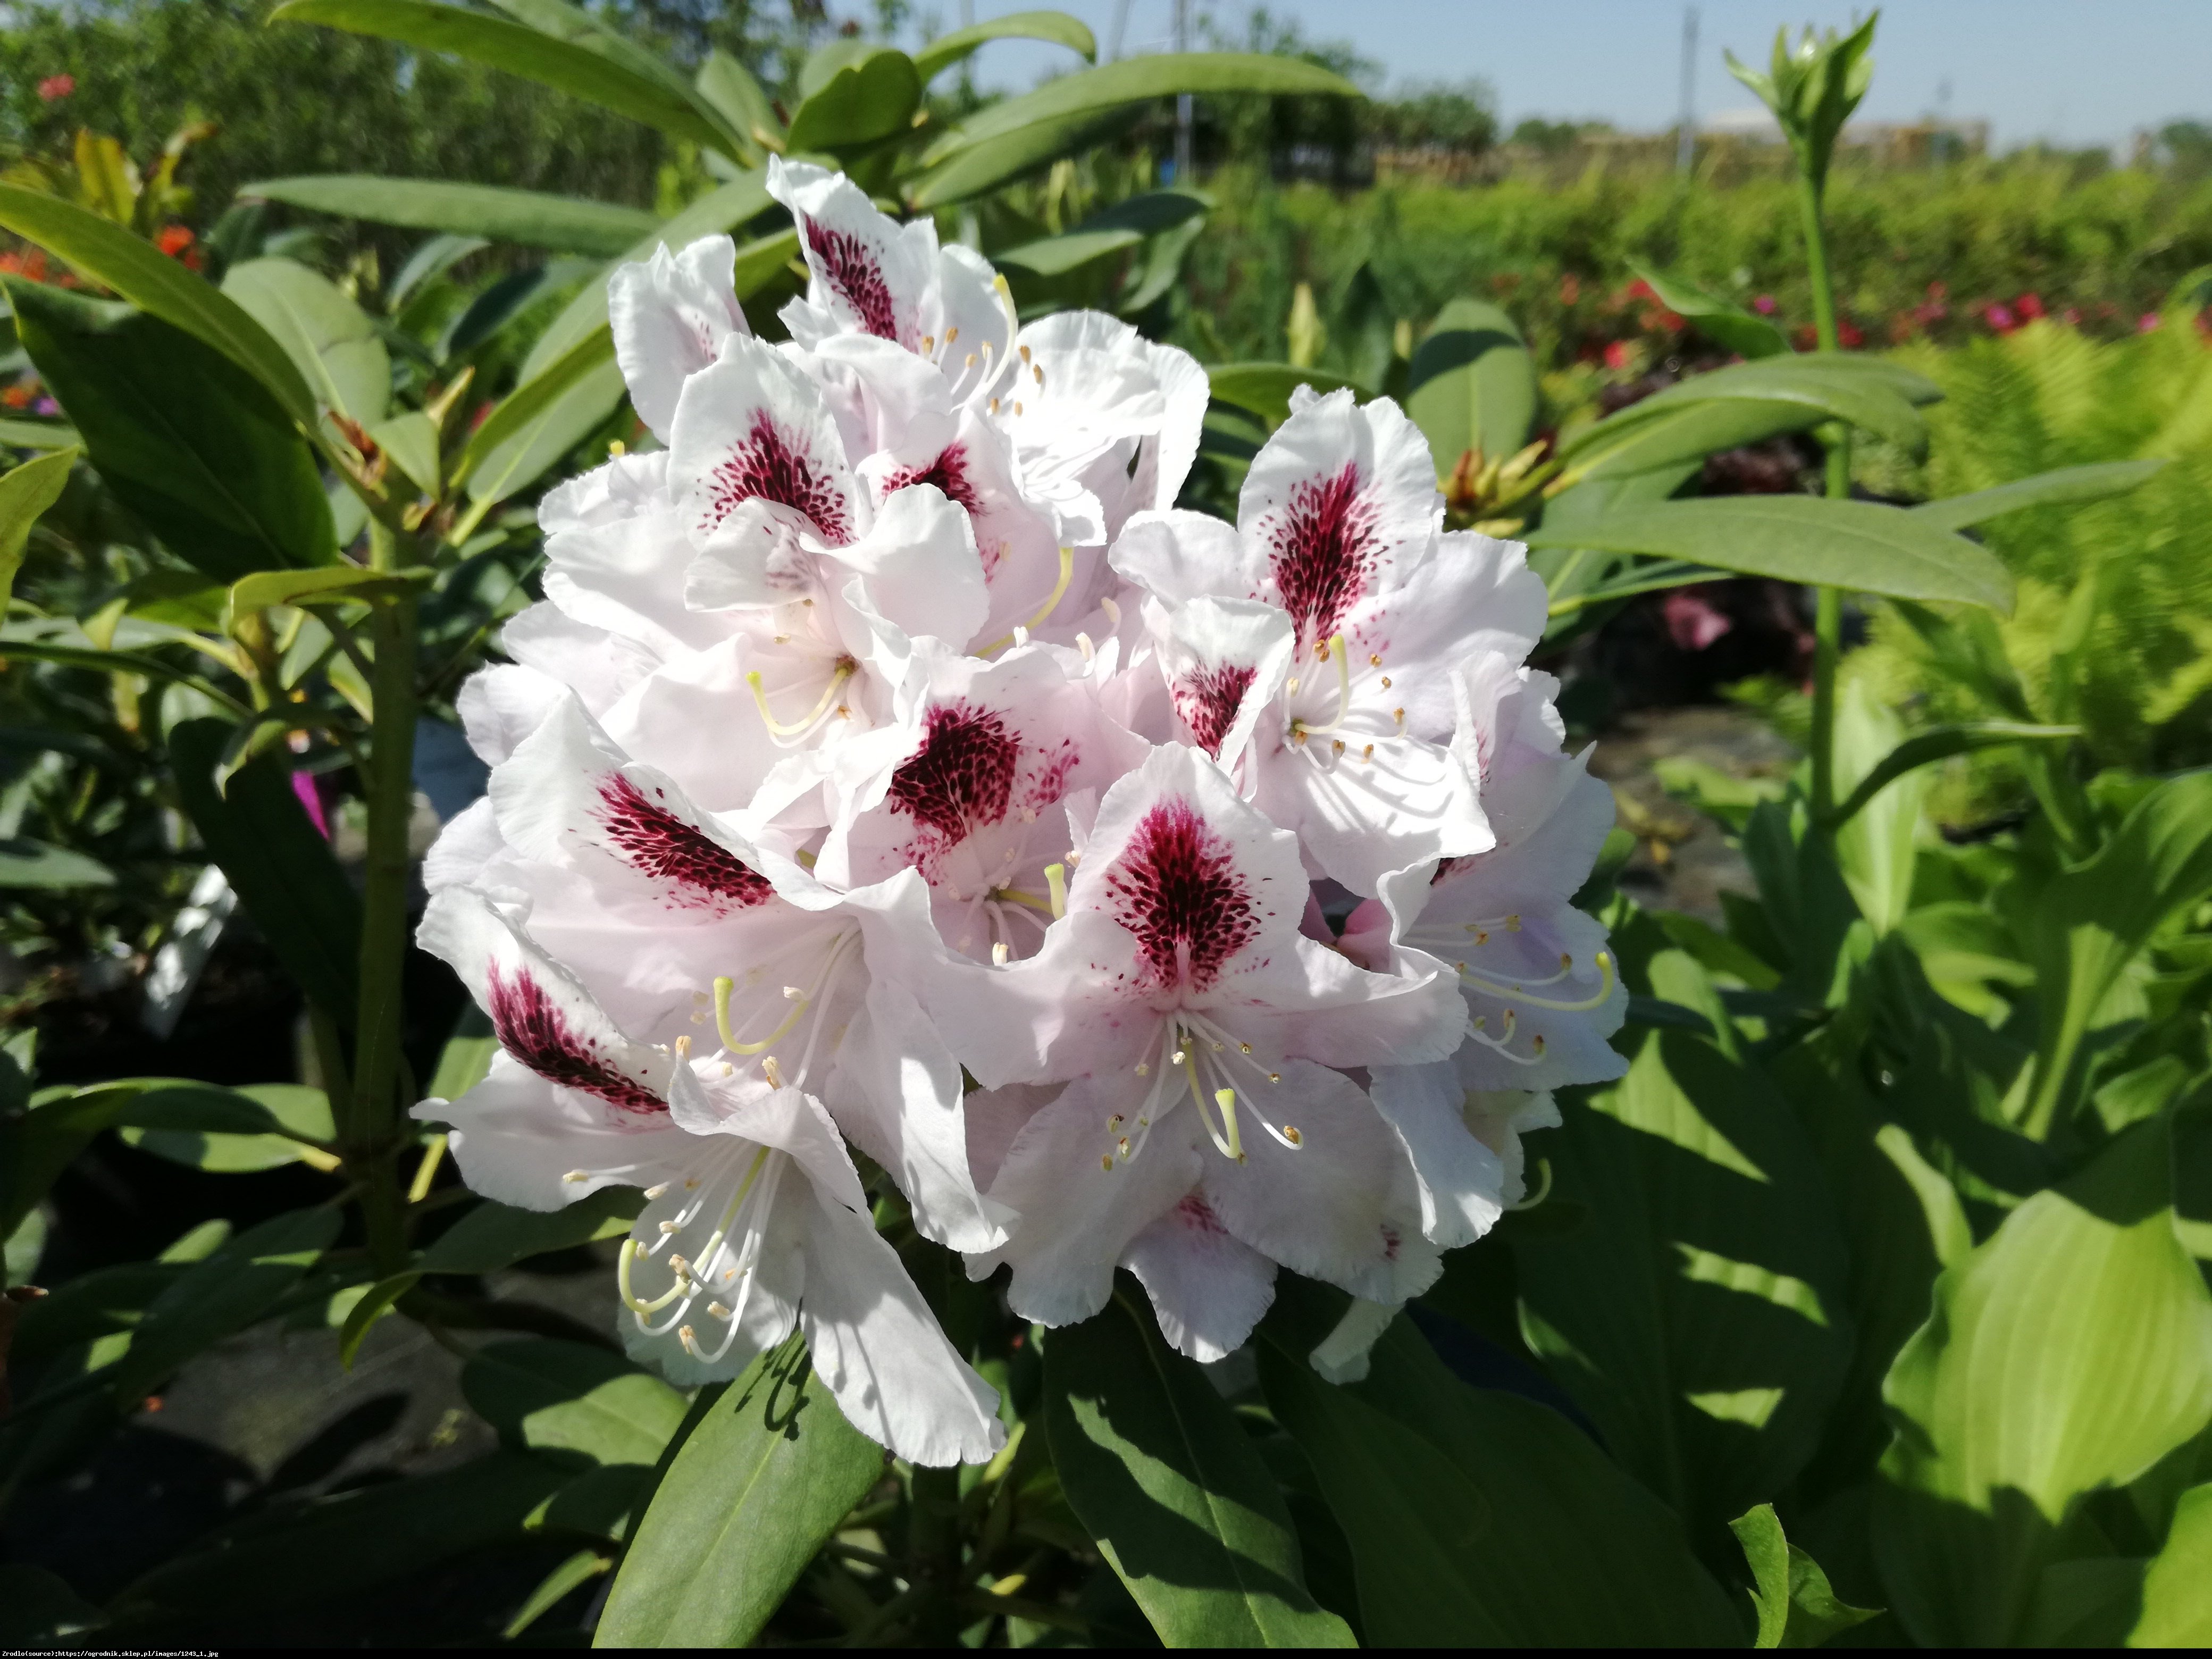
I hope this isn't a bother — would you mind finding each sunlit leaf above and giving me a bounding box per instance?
[0,447,75,608]
[244,175,658,256]
[221,257,389,424]
[1405,297,1536,473]
[913,9,1095,82]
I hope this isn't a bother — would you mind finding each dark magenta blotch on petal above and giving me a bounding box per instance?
[1105,796,1260,993]
[487,966,666,1116]
[597,773,773,911]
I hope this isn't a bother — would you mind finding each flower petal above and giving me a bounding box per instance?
[609,234,751,441]
[1122,1192,1278,1362]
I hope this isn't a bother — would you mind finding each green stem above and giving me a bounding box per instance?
[1797,162,1850,827]
[348,525,421,1277]
[906,1464,964,1646]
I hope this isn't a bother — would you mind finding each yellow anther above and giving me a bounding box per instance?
[1045,862,1069,919]
[1101,1154,1115,1171]
[762,1056,785,1088]
[562,1170,590,1183]
[1239,1042,1253,1054]
[708,1301,732,1320]
[1284,1125,1303,1146]
[992,941,1010,966]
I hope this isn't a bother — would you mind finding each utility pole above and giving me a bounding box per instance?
[1174,0,1193,181]
[1677,5,1699,174]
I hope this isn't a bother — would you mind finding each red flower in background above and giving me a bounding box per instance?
[36,74,74,103]
[2015,292,2046,321]
[1602,340,1631,370]
[156,225,194,258]
[1837,320,1864,348]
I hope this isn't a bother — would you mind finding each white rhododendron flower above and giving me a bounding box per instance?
[419,166,1626,1459]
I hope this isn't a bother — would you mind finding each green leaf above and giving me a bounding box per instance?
[0,1564,103,1643]
[914,9,1095,81]
[1510,1024,1856,1532]
[114,1082,335,1172]
[0,417,81,451]
[462,1338,687,1469]
[1628,262,1789,359]
[418,1185,642,1275]
[695,52,779,162]
[1567,356,1928,462]
[904,105,1143,209]
[0,447,74,608]
[784,48,923,154]
[109,1451,566,1622]
[1257,1287,1741,1645]
[1521,496,2015,611]
[596,1339,884,1646]
[2134,1481,2212,1644]
[0,836,113,889]
[370,409,441,496]
[1043,1288,1354,1646]
[110,1205,341,1400]
[2021,771,2212,1136]
[1874,1123,2212,1646]
[523,176,777,377]
[427,1002,497,1102]
[270,0,745,158]
[1558,397,1834,482]
[1208,362,1369,429]
[505,1547,612,1639]
[228,563,430,615]
[1911,458,2168,531]
[924,53,1360,164]
[169,717,361,1025]
[337,1271,417,1366]
[463,351,625,509]
[485,0,751,156]
[7,281,337,581]
[244,175,659,256]
[1730,1502,1882,1647]
[0,183,314,423]
[1405,297,1537,473]
[221,256,389,424]
[1822,720,2080,832]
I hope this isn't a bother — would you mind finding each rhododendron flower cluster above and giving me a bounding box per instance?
[417,158,1627,1464]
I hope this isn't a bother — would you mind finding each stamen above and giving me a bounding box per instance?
[977,547,1074,655]
[744,664,854,743]
[1291,634,1354,739]
[1458,950,1616,1013]
[562,1170,590,1183]
[713,975,810,1055]
[761,1056,785,1088]
[992,942,1010,965]
[1045,862,1068,919]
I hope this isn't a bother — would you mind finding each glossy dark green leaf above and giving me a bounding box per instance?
[1208,362,1368,429]
[1628,262,1789,358]
[596,1338,884,1646]
[1510,1025,1856,1535]
[7,282,336,581]
[462,356,625,508]
[1911,458,2167,531]
[114,1082,335,1172]
[271,0,745,158]
[1405,297,1536,472]
[229,563,431,614]
[451,324,614,496]
[1730,1502,1882,1647]
[1874,1124,2212,1645]
[1043,1289,1354,1646]
[170,717,361,1025]
[785,47,923,154]
[110,1205,340,1400]
[1521,496,2015,611]
[462,1338,686,1469]
[1560,396,1830,482]
[923,53,1359,164]
[419,1185,642,1276]
[221,257,389,424]
[0,836,112,889]
[0,446,74,608]
[0,1564,103,1643]
[913,9,1095,81]
[108,1451,566,1623]
[0,183,313,422]
[906,105,1143,208]
[505,1547,612,1638]
[1258,1288,1741,1645]
[245,175,658,256]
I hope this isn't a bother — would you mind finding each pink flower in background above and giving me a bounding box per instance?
[36,74,74,103]
[2063,307,2083,326]
[1984,303,2018,333]
[1751,294,1777,315]
[1662,588,1733,651]
[2140,312,2164,333]
[1602,340,1631,370]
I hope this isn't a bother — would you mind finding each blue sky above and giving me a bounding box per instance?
[913,2,2212,153]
